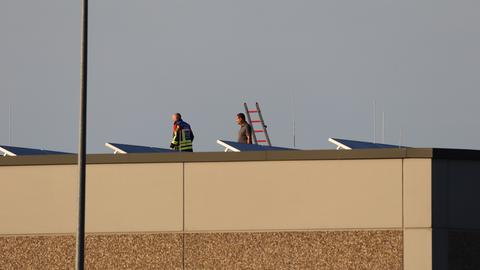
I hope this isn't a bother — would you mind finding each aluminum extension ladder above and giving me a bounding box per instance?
[244,102,272,146]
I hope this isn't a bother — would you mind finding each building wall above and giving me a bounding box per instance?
[0,158,433,269]
[432,159,480,270]
[403,159,432,270]
[0,163,183,234]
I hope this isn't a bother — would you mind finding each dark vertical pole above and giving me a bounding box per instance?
[76,0,88,269]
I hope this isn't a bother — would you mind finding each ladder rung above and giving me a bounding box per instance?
[251,120,262,123]
[254,130,264,133]
[248,110,258,113]
[257,140,267,143]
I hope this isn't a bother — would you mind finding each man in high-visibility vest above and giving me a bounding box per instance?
[170,113,194,152]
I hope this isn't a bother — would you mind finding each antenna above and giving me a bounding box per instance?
[293,115,296,148]
[9,104,13,145]
[399,128,403,148]
[373,100,376,143]
[292,91,296,148]
[382,110,385,144]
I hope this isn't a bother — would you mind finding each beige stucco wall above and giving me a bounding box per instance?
[86,164,183,233]
[404,229,432,270]
[403,159,432,228]
[0,163,183,234]
[0,159,418,234]
[402,159,433,270]
[185,159,403,231]
[0,165,77,234]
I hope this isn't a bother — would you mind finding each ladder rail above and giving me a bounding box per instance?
[255,102,272,146]
[243,103,258,144]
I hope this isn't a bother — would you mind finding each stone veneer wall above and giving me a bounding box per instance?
[0,234,183,270]
[0,231,402,270]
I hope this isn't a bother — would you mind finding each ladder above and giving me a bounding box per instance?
[244,102,272,146]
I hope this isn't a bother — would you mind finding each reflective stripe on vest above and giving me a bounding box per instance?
[179,130,193,150]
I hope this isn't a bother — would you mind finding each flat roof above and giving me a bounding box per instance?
[1,148,480,166]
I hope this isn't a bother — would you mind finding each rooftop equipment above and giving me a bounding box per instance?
[0,145,71,157]
[105,143,174,154]
[217,140,293,152]
[328,138,405,150]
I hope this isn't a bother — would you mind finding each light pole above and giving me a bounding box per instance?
[76,0,88,269]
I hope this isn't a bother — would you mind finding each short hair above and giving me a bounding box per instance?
[175,113,182,119]
[237,113,246,121]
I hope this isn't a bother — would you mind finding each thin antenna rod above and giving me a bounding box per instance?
[293,119,296,148]
[292,91,296,148]
[9,104,12,145]
[382,110,385,144]
[373,100,376,143]
[399,128,403,148]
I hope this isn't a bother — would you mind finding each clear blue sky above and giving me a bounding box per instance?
[2,0,479,153]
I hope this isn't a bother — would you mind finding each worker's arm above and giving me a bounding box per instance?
[170,125,180,149]
[246,124,252,144]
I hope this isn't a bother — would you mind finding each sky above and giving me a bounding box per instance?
[1,0,480,153]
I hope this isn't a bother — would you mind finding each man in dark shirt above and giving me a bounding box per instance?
[236,113,252,144]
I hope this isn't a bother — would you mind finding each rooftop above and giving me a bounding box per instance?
[1,148,480,167]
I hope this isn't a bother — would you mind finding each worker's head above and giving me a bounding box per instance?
[236,113,246,125]
[172,113,182,122]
